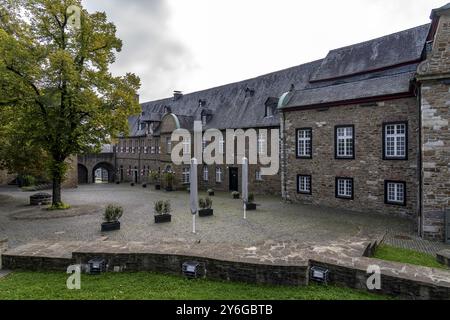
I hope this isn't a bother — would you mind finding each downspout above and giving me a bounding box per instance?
[417,83,423,238]
[278,91,291,200]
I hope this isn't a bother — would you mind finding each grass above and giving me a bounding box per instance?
[373,244,448,270]
[0,271,390,300]
[47,202,71,211]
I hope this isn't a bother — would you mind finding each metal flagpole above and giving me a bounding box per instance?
[242,157,248,220]
[190,158,198,234]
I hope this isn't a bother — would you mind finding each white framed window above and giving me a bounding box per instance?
[150,146,155,154]
[219,138,225,154]
[203,166,208,181]
[336,177,353,199]
[385,181,406,205]
[297,175,311,194]
[384,122,407,159]
[166,137,172,154]
[256,170,262,181]
[257,133,266,155]
[216,167,222,183]
[335,125,354,159]
[144,146,148,154]
[182,138,191,155]
[297,128,312,158]
[182,167,190,184]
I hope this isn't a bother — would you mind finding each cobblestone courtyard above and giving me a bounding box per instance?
[0,184,419,250]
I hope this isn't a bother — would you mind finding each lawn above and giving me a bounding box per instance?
[0,271,390,300]
[374,244,448,270]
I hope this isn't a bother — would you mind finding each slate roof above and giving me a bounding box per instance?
[126,23,430,136]
[309,24,430,82]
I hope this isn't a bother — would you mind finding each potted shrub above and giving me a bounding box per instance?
[101,204,123,231]
[207,188,214,196]
[199,197,213,217]
[163,172,175,191]
[232,191,240,199]
[245,193,257,210]
[150,170,161,190]
[154,200,172,223]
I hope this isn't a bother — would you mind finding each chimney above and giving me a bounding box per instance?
[173,90,183,101]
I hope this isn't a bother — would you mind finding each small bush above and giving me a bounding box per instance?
[154,200,164,215]
[232,191,240,197]
[248,193,255,203]
[163,200,171,215]
[199,198,206,209]
[22,175,36,187]
[103,204,123,222]
[205,197,212,209]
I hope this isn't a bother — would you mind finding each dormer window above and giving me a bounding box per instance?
[265,105,273,117]
[201,114,207,126]
[199,99,207,107]
[163,106,172,114]
[264,97,279,118]
[140,122,146,130]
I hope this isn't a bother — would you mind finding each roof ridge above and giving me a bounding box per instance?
[326,23,430,53]
[140,59,323,105]
[298,69,416,93]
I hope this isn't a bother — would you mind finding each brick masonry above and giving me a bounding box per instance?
[283,97,420,219]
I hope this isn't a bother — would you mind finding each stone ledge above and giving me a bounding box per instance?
[3,240,450,299]
[437,249,450,267]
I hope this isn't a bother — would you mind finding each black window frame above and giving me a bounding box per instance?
[334,125,355,160]
[297,174,312,195]
[384,180,407,206]
[382,121,408,160]
[335,177,354,200]
[296,128,313,159]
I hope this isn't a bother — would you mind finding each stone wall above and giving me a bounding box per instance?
[0,238,7,270]
[283,97,420,219]
[417,10,450,241]
[73,252,308,286]
[0,170,16,185]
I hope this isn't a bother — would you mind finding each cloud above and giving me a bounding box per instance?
[83,0,196,101]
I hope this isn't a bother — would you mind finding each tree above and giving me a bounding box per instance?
[0,0,140,206]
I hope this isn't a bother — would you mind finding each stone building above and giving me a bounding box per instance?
[107,4,450,240]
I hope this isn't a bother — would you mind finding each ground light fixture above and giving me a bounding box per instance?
[182,261,202,278]
[87,257,107,275]
[310,266,329,284]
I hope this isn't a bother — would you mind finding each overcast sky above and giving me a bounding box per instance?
[82,0,444,102]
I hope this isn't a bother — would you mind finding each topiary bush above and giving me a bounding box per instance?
[103,204,123,222]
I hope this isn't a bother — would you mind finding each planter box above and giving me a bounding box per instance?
[142,184,147,188]
[130,183,135,187]
[233,194,240,199]
[155,184,161,190]
[30,193,52,206]
[245,203,257,211]
[155,214,171,223]
[101,221,120,232]
[199,209,213,217]
[208,192,215,196]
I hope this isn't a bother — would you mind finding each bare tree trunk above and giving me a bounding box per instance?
[52,174,62,205]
